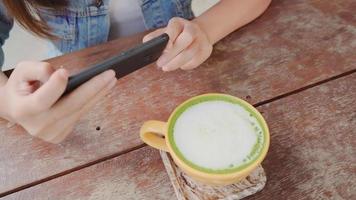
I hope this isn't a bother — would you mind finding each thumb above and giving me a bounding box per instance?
[30,68,68,111]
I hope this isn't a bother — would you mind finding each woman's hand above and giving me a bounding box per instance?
[0,61,117,143]
[143,17,213,71]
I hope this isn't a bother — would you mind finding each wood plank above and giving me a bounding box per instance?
[1,0,356,195]
[5,147,176,200]
[5,70,356,200]
[246,79,356,200]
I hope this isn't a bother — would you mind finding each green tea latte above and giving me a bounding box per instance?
[171,100,264,172]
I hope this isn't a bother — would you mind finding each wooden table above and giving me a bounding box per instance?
[1,0,355,199]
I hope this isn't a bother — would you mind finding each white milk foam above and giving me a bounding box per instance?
[173,100,264,170]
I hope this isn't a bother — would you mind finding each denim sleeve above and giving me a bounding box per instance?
[140,0,194,29]
[0,2,13,69]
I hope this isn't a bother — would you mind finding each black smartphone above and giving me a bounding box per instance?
[62,33,169,96]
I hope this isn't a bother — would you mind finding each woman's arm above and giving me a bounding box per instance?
[144,0,272,71]
[194,0,272,44]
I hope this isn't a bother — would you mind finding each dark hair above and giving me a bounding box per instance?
[2,0,67,38]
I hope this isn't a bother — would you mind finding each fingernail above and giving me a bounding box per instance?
[157,57,167,67]
[162,66,171,72]
[104,70,116,80]
[143,36,150,42]
[58,68,68,78]
[108,78,117,89]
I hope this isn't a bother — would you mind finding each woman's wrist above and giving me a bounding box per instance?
[193,0,272,45]
[192,19,214,47]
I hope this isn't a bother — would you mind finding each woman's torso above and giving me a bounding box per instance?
[108,0,146,39]
[38,0,194,56]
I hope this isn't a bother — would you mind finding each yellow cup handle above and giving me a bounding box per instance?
[140,120,169,152]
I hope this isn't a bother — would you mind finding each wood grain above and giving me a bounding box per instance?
[5,147,176,200]
[0,0,355,195]
[247,74,356,200]
[5,70,355,200]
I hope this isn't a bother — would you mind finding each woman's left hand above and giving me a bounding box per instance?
[143,17,213,71]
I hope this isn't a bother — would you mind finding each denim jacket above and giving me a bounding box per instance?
[0,0,194,68]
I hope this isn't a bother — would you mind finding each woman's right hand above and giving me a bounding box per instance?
[0,61,117,143]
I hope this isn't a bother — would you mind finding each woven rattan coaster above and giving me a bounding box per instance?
[160,151,266,200]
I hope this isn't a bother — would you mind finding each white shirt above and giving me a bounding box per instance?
[109,0,147,39]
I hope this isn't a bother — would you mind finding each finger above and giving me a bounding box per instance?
[180,42,213,70]
[143,18,184,48]
[35,121,74,144]
[180,50,208,70]
[28,69,68,112]
[161,42,199,71]
[49,125,74,144]
[53,70,116,116]
[163,17,185,49]
[13,61,54,83]
[156,24,197,67]
[41,78,117,143]
[17,81,39,95]
[50,83,113,143]
[143,28,165,43]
